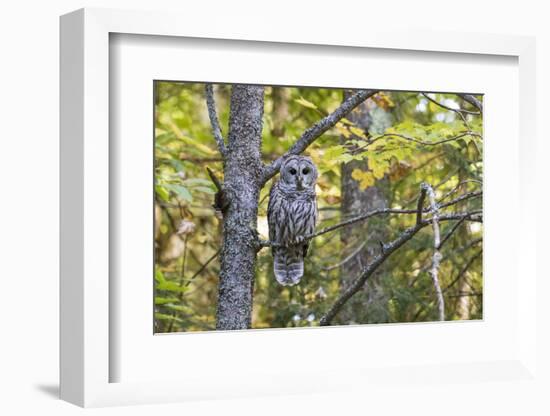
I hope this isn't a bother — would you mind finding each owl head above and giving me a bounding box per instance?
[279,155,318,191]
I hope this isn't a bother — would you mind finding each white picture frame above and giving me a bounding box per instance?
[60,7,538,408]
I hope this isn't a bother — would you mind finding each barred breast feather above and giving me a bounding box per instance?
[267,181,317,286]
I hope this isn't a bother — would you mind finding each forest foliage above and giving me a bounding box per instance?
[154,82,483,332]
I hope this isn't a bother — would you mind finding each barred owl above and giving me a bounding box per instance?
[267,155,318,286]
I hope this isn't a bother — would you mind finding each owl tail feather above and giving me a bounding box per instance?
[273,247,304,286]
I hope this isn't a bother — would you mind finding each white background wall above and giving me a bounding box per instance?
[0,1,548,414]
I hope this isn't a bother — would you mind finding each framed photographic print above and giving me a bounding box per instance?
[60,7,539,409]
[151,80,483,333]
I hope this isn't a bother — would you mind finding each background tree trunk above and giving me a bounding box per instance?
[216,85,265,330]
[338,95,390,324]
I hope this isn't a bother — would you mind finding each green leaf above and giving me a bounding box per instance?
[155,296,179,305]
[294,96,318,110]
[155,185,170,202]
[156,280,190,293]
[155,312,182,323]
[349,126,367,139]
[194,186,216,194]
[165,184,193,202]
[155,268,166,283]
[182,178,213,186]
[323,145,345,160]
[164,303,194,314]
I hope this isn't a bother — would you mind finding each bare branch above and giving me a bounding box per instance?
[458,94,483,113]
[258,206,408,249]
[319,210,479,326]
[423,183,445,321]
[206,167,223,192]
[438,216,466,250]
[260,89,378,185]
[437,180,483,205]
[258,190,482,249]
[205,84,227,158]
[422,93,480,116]
[438,190,482,210]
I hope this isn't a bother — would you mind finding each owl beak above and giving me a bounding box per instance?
[297,178,304,190]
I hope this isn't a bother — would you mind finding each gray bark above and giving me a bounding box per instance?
[216,85,265,330]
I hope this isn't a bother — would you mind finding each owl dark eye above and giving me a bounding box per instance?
[289,168,297,175]
[302,168,310,175]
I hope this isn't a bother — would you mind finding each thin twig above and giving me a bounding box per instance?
[184,249,221,287]
[447,292,482,298]
[321,241,367,271]
[437,180,483,205]
[205,84,227,158]
[260,89,378,185]
[438,190,482,210]
[438,217,466,250]
[443,250,482,294]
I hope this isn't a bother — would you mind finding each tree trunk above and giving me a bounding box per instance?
[216,85,265,330]
[338,96,390,324]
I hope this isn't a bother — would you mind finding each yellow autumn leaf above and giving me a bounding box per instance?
[335,122,351,139]
[373,92,395,109]
[351,168,364,181]
[371,159,389,180]
[351,169,375,190]
[349,126,367,139]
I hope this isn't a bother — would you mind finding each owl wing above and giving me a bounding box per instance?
[302,196,318,258]
[267,181,279,243]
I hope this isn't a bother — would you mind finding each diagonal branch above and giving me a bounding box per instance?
[457,93,483,113]
[205,84,227,158]
[260,89,378,185]
[443,250,483,294]
[438,217,466,250]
